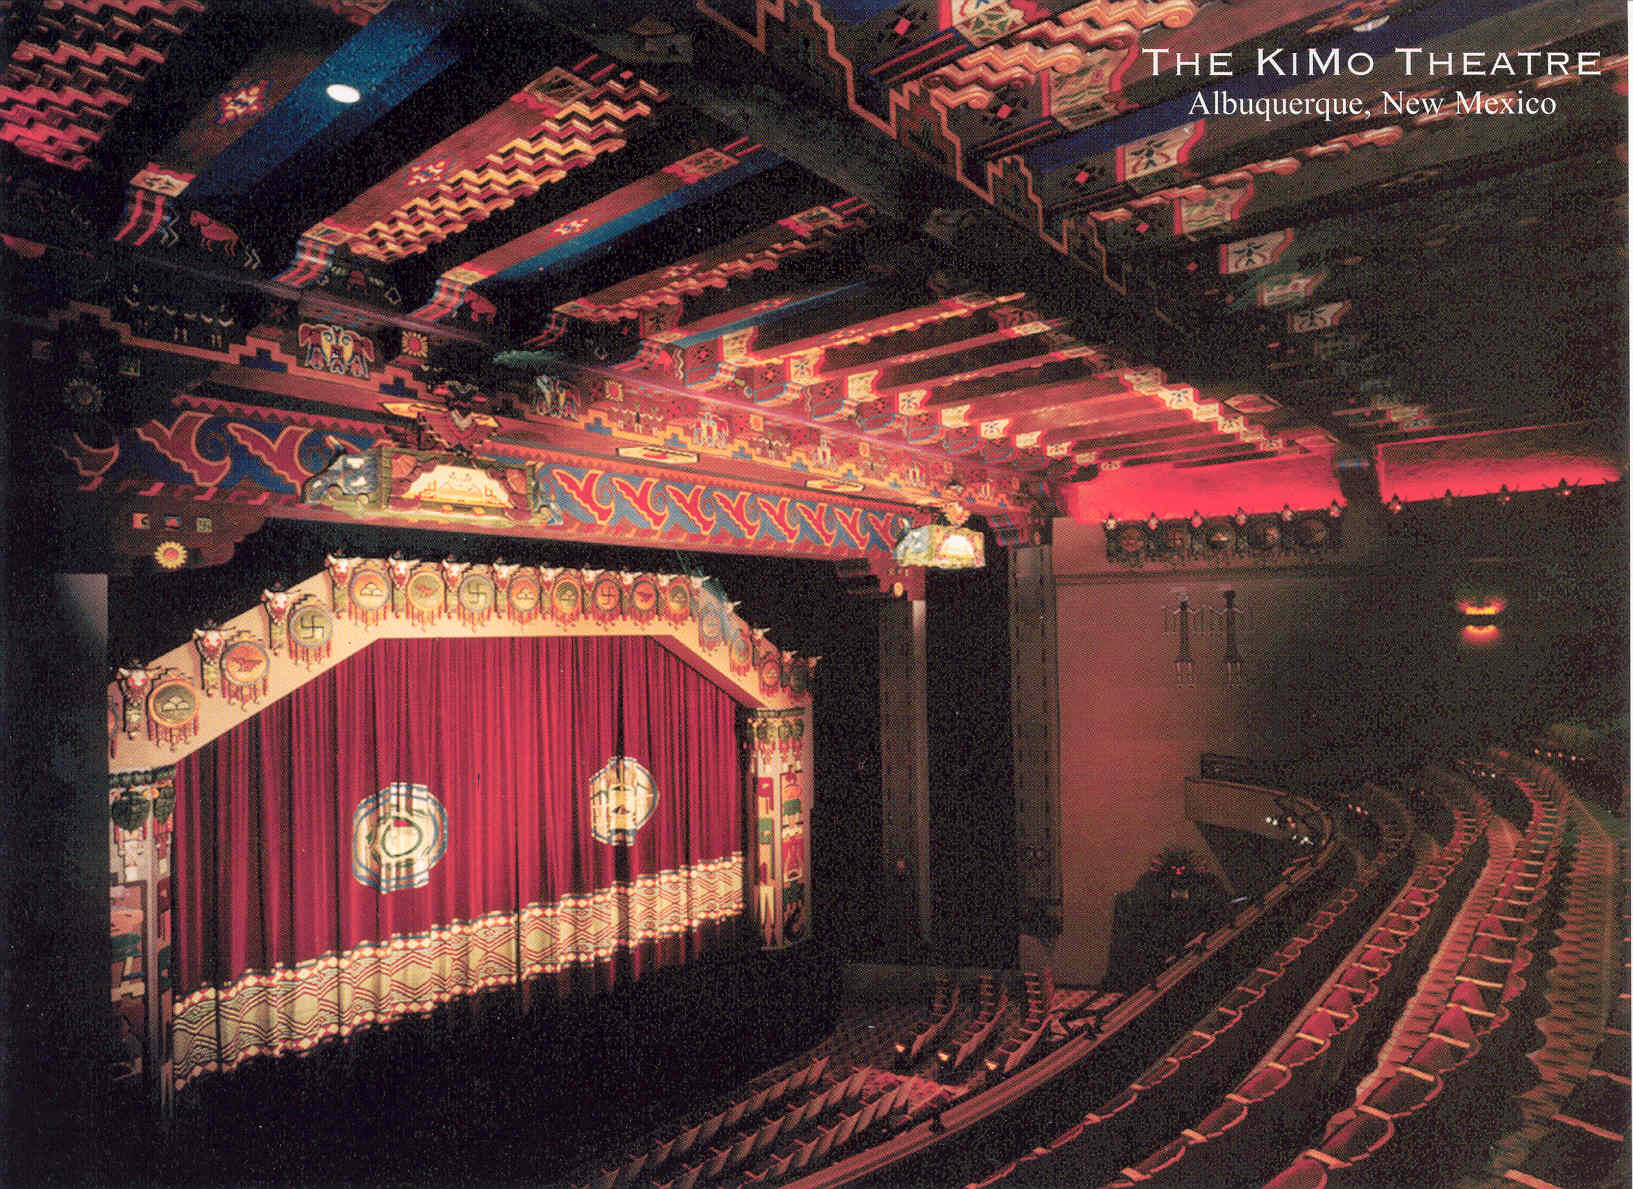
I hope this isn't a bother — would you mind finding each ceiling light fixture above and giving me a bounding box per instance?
[326,83,362,104]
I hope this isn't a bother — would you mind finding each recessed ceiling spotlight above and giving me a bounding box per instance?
[326,83,362,104]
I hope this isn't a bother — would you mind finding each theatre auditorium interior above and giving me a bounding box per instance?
[3,0,1631,1185]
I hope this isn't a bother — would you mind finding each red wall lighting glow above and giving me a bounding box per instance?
[1376,424,1623,504]
[1057,453,1342,522]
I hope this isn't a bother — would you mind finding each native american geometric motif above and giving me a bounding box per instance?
[214,79,269,125]
[1116,121,1205,182]
[147,673,200,747]
[287,600,335,666]
[297,322,375,379]
[219,636,270,705]
[589,757,659,846]
[1220,229,1294,274]
[1255,270,1327,308]
[1291,301,1352,333]
[1173,183,1252,235]
[172,853,741,1088]
[351,783,449,893]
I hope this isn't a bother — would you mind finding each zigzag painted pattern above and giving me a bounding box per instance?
[172,854,744,1088]
[346,85,663,262]
[0,0,206,169]
[561,204,870,323]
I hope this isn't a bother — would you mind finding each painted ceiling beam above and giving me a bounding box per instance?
[1017,0,1574,182]
[1096,81,1625,262]
[183,0,474,208]
[730,296,1032,371]
[812,298,1030,371]
[540,6,1213,379]
[1050,0,1624,222]
[453,141,783,290]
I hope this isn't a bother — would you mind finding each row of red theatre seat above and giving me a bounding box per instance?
[1260,755,1569,1187]
[965,791,1362,1189]
[734,1074,918,1185]
[1494,805,1629,1189]
[937,975,1010,1078]
[575,1054,837,1189]
[896,977,959,1067]
[1095,771,1495,1188]
[982,968,1057,1079]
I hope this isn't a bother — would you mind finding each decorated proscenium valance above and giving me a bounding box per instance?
[109,561,813,774]
[170,634,745,1088]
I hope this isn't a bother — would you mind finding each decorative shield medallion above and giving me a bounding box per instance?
[1245,519,1281,551]
[219,639,270,705]
[1204,521,1236,551]
[788,658,810,697]
[456,572,497,625]
[757,647,783,695]
[509,571,542,621]
[589,757,658,846]
[728,631,752,675]
[349,566,391,624]
[147,675,199,746]
[1114,524,1148,558]
[1293,515,1331,549]
[1160,523,1191,554]
[552,572,583,623]
[288,602,334,666]
[663,578,692,625]
[588,573,624,624]
[627,575,660,624]
[110,785,153,836]
[352,783,448,892]
[406,568,445,625]
[695,601,725,651]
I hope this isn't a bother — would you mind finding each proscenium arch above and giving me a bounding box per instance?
[106,562,814,1112]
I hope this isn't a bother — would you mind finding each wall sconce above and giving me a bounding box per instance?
[1222,589,1242,684]
[1190,510,1204,530]
[1279,504,1294,522]
[1146,512,1160,531]
[1103,515,1118,532]
[1328,500,1342,518]
[1555,478,1574,498]
[1496,485,1512,505]
[1233,506,1248,526]
[1386,494,1403,515]
[1173,594,1194,688]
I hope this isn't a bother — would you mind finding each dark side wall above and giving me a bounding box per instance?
[1048,489,1627,983]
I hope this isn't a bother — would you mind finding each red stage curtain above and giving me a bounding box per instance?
[172,635,744,1088]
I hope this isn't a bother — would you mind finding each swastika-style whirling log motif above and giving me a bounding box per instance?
[286,57,666,269]
[0,0,208,170]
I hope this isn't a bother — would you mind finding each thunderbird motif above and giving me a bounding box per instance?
[298,322,375,379]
